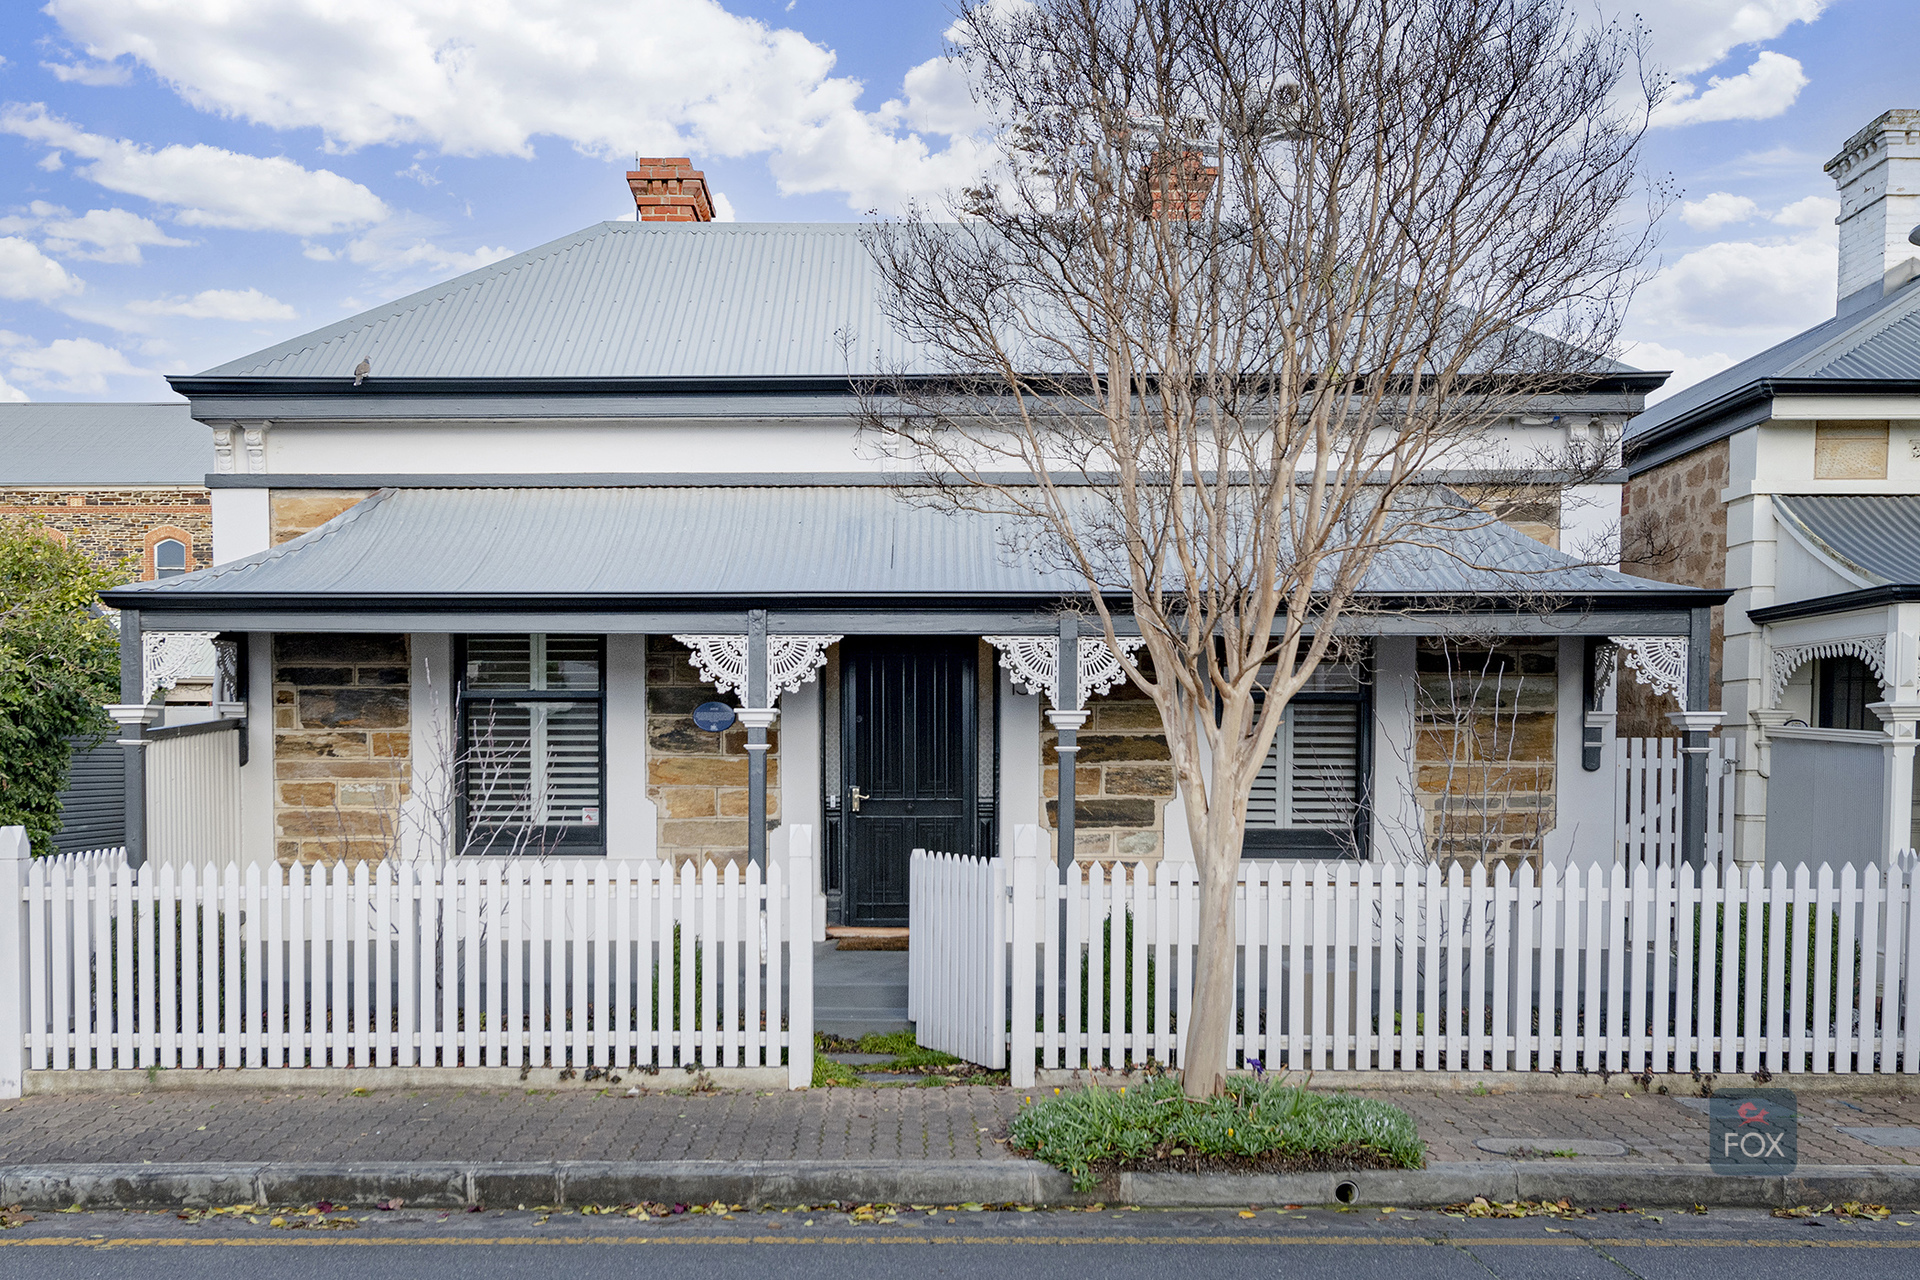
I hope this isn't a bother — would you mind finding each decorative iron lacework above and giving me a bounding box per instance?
[985,634,1147,707]
[1610,637,1688,703]
[673,634,841,702]
[1767,636,1887,706]
[143,631,219,702]
[1592,640,1620,699]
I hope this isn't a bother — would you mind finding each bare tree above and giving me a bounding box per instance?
[853,0,1663,1096]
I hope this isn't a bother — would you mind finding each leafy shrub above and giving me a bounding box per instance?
[1010,1075,1424,1190]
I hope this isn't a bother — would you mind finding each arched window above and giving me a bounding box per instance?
[154,538,188,579]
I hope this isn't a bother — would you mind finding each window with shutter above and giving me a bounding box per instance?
[1243,660,1366,858]
[458,634,605,855]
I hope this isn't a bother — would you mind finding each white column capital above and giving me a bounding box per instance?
[1666,709,1724,735]
[1046,709,1091,733]
[735,707,780,731]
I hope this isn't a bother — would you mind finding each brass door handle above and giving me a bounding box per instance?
[848,786,869,813]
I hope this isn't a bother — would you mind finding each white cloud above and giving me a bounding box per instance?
[43,59,131,86]
[40,207,191,263]
[127,287,296,321]
[1637,235,1834,335]
[1619,340,1738,404]
[1679,192,1758,231]
[1773,194,1839,233]
[1643,0,1829,77]
[1653,51,1807,128]
[41,0,994,211]
[0,236,85,302]
[339,215,514,275]
[0,374,28,403]
[0,105,389,235]
[3,335,141,393]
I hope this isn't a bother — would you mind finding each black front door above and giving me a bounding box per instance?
[840,637,977,927]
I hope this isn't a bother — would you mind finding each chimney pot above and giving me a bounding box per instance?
[626,158,715,223]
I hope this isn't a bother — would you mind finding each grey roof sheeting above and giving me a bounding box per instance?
[192,221,1652,390]
[1628,277,1920,446]
[106,485,1697,609]
[197,224,925,381]
[0,402,208,484]
[1773,494,1920,587]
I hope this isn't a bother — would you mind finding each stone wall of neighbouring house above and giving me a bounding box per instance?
[645,637,779,867]
[0,487,211,576]
[1043,679,1175,860]
[1620,439,1728,736]
[273,634,411,864]
[270,490,376,545]
[1414,639,1556,870]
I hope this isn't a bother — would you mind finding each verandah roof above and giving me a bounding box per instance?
[101,485,1722,633]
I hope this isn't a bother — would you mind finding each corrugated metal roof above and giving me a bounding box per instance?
[198,224,925,380]
[0,402,208,484]
[1773,494,1920,587]
[1629,278,1920,441]
[110,485,1683,603]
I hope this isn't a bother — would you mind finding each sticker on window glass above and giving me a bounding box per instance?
[581,807,600,826]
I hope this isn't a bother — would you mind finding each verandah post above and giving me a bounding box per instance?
[0,826,26,1098]
[1047,616,1084,880]
[1674,607,1721,872]
[744,610,772,872]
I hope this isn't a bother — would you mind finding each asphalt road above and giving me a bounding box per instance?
[5,1204,1920,1279]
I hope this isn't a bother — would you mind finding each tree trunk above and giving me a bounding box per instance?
[1181,847,1240,1099]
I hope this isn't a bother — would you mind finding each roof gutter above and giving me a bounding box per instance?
[1748,583,1920,624]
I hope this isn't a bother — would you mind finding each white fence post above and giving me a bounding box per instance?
[786,825,814,1089]
[0,826,26,1097]
[1008,824,1042,1088]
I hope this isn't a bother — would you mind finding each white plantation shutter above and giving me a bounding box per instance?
[1245,701,1360,830]
[462,634,604,848]
[1287,703,1359,827]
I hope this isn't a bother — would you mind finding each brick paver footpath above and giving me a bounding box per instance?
[2,1083,1917,1171]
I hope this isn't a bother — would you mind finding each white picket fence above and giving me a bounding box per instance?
[912,828,1920,1087]
[1616,736,1737,869]
[0,825,814,1096]
[908,851,1008,1068]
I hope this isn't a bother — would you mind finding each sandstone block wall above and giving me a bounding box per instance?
[1043,679,1175,860]
[273,634,411,864]
[645,637,778,867]
[1413,639,1557,870]
[0,486,211,576]
[1620,439,1728,736]
[271,490,377,545]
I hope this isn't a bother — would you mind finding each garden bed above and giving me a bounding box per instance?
[1010,1075,1425,1190]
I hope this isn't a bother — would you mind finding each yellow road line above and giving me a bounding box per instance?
[1,1235,1917,1249]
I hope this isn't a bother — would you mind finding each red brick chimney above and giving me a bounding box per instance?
[1140,149,1218,221]
[627,158,715,222]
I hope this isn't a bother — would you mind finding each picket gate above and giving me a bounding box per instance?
[0,826,814,1095]
[1617,736,1736,870]
[910,828,1920,1088]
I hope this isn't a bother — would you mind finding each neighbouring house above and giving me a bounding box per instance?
[0,401,218,852]
[97,158,1726,920]
[1622,107,1920,872]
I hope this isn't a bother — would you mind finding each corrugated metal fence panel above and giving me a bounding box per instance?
[145,730,243,873]
[53,737,124,854]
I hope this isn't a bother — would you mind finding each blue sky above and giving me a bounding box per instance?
[0,0,1908,403]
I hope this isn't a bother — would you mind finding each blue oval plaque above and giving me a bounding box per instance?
[691,700,737,733]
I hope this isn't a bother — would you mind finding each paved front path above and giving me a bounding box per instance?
[0,1086,1021,1165]
[2,1083,1915,1169]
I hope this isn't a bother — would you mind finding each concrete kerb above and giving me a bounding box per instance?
[7,1159,1920,1212]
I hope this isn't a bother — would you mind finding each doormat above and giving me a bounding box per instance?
[836,935,909,951]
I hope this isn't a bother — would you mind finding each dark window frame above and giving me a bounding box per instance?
[453,634,608,857]
[154,538,188,578]
[1816,655,1882,732]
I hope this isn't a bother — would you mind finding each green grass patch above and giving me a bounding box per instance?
[812,1056,860,1088]
[1010,1076,1425,1191]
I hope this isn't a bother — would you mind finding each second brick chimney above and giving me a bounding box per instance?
[628,158,715,222]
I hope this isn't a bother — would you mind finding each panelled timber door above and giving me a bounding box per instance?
[840,637,978,927]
